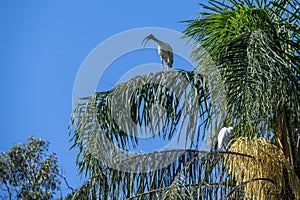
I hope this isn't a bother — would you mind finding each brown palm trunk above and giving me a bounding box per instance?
[275,105,291,164]
[275,103,300,199]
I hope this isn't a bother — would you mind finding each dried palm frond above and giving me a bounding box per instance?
[225,137,300,199]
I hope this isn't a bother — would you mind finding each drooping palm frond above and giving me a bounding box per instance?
[70,70,209,153]
[69,70,227,199]
[69,67,257,199]
[67,149,253,199]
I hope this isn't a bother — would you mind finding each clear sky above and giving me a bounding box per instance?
[0,0,205,196]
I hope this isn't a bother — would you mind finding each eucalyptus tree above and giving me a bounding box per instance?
[0,137,61,200]
[69,0,300,199]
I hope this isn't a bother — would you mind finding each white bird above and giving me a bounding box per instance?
[217,127,234,150]
[142,34,173,70]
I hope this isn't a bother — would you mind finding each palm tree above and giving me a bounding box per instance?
[68,0,300,199]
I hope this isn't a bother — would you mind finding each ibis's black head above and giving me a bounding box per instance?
[142,34,155,47]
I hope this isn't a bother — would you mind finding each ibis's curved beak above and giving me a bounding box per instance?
[142,36,150,47]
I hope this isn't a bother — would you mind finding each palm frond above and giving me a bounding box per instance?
[184,0,300,138]
[70,70,210,154]
[68,149,253,199]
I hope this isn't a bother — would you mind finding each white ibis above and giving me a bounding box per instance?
[142,34,173,70]
[217,127,234,150]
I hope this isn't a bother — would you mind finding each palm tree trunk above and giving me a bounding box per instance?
[275,103,300,199]
[284,107,300,179]
[275,104,292,164]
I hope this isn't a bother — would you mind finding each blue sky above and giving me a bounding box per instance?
[0,0,204,196]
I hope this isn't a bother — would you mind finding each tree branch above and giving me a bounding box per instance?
[3,182,12,200]
[55,172,74,192]
[126,182,230,200]
[225,177,274,198]
[117,149,253,167]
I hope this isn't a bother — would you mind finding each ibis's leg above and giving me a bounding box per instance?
[161,60,164,71]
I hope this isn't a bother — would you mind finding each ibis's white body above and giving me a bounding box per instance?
[142,34,173,70]
[157,42,173,70]
[217,127,234,149]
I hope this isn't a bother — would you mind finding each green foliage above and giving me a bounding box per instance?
[184,0,300,138]
[0,136,60,200]
[69,71,220,199]
[184,2,300,194]
[69,71,208,155]
[69,0,300,199]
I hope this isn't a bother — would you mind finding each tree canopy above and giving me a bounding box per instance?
[0,137,61,200]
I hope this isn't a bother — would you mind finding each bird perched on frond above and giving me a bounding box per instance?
[217,126,234,150]
[142,34,173,70]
